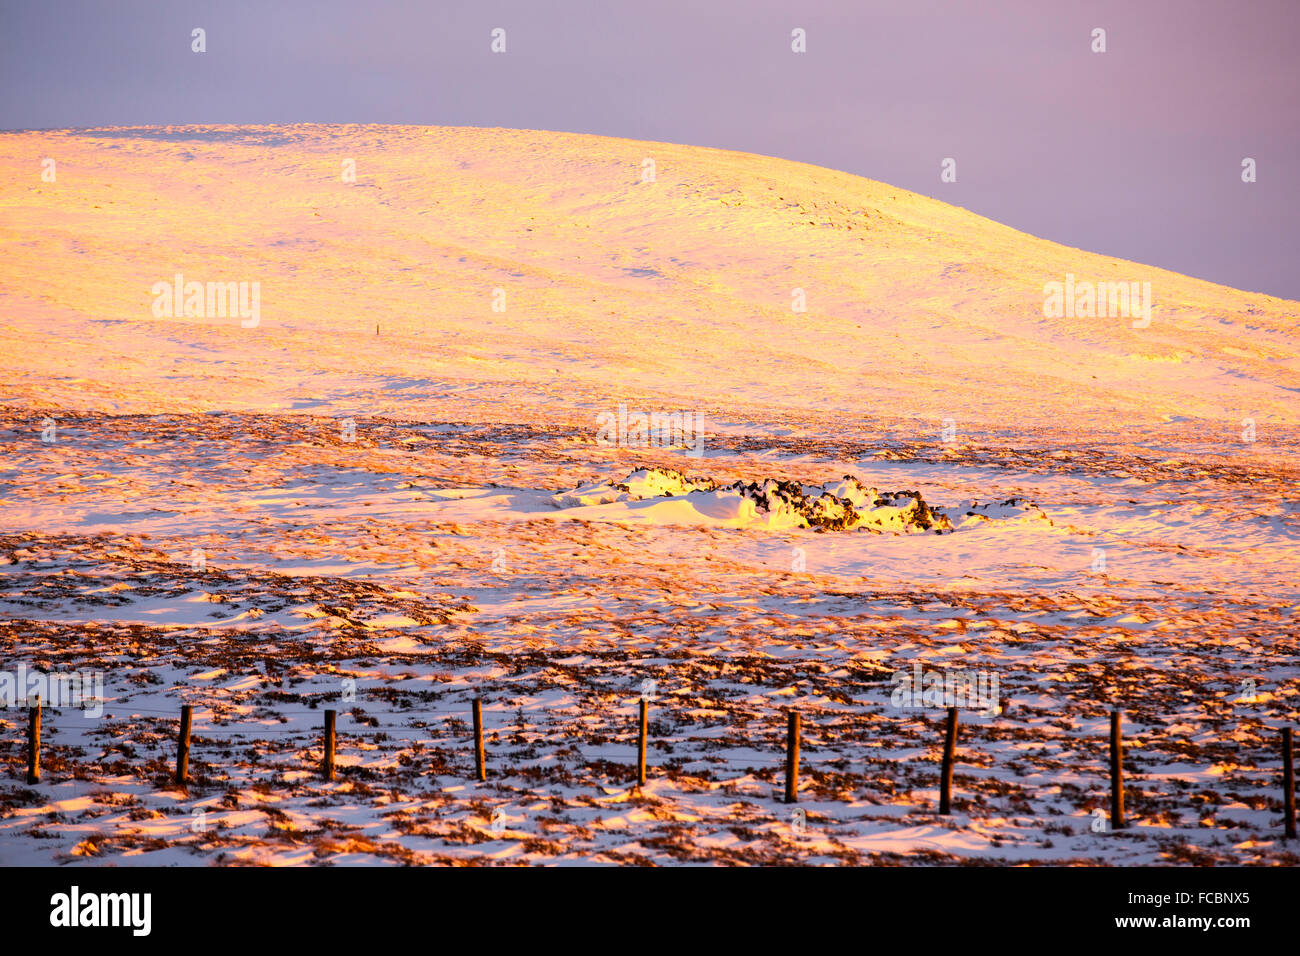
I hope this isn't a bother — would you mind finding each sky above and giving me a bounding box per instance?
[1,0,1296,299]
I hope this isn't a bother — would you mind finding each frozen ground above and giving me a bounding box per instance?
[0,125,1297,865]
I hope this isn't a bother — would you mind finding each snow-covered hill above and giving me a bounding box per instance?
[1,125,1297,441]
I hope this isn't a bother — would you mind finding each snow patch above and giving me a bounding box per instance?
[551,468,1050,533]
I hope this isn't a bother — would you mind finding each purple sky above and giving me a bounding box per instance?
[3,0,1296,299]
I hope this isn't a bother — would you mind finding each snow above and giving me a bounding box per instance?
[0,125,1297,865]
[550,468,1048,533]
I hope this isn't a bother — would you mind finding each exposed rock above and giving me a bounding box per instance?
[552,468,1049,533]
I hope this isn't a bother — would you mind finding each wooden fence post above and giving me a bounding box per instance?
[784,710,800,804]
[1110,710,1125,830]
[1284,726,1296,840]
[637,699,648,787]
[175,704,193,785]
[323,709,336,781]
[939,706,958,815]
[472,698,486,782]
[26,695,41,785]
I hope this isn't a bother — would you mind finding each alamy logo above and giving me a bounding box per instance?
[595,403,705,457]
[890,663,999,716]
[1,664,103,717]
[1042,273,1152,328]
[151,273,260,328]
[49,886,151,936]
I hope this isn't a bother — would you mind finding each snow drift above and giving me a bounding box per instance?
[552,467,1049,532]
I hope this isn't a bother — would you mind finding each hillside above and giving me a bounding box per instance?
[1,125,1297,442]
